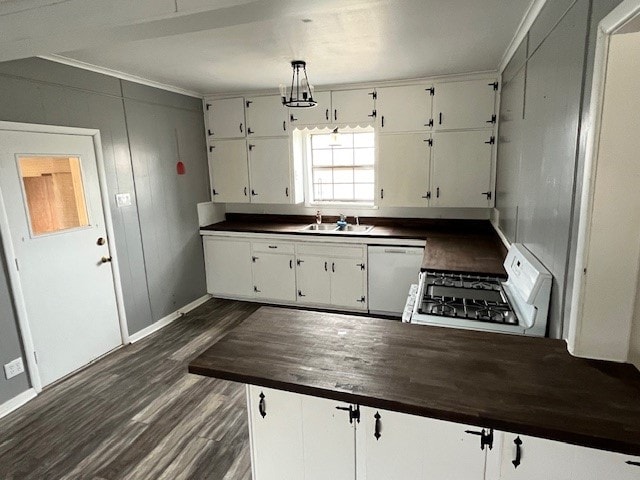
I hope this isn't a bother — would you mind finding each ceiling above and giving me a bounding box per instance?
[51,0,534,95]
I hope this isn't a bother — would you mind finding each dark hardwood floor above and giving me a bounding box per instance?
[0,298,260,480]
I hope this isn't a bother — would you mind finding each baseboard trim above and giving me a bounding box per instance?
[0,388,37,419]
[129,294,212,343]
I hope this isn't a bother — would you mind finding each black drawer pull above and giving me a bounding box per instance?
[258,392,266,418]
[374,411,381,440]
[325,108,329,120]
[239,122,243,133]
[331,262,335,273]
[268,245,278,249]
[512,436,522,469]
[289,259,293,269]
[438,112,442,125]
[324,261,328,271]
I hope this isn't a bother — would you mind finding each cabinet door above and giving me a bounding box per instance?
[203,237,253,297]
[358,407,429,479]
[289,91,332,126]
[248,138,292,203]
[431,130,493,208]
[359,407,487,480]
[377,85,434,132]
[252,253,296,302]
[296,255,331,305]
[246,95,289,137]
[301,396,356,480]
[497,433,575,480]
[206,97,246,139]
[378,133,431,207]
[209,139,249,203]
[247,386,304,480]
[332,88,376,126]
[433,79,496,130]
[330,257,367,310]
[572,446,640,480]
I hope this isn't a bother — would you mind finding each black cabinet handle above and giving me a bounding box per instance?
[283,120,286,131]
[374,411,381,440]
[285,187,289,197]
[239,123,243,133]
[438,112,442,125]
[258,392,266,418]
[332,262,335,273]
[381,115,385,128]
[289,259,293,269]
[298,289,305,297]
[244,187,248,196]
[512,436,522,469]
[324,261,328,271]
[380,188,384,199]
[436,187,440,198]
[268,245,278,249]
[325,108,329,121]
[334,109,337,121]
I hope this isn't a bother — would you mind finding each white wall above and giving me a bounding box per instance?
[569,31,640,362]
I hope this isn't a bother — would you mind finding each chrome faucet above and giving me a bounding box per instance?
[316,210,322,225]
[355,216,360,226]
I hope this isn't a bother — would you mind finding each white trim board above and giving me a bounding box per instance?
[38,54,203,99]
[0,388,37,420]
[129,294,212,343]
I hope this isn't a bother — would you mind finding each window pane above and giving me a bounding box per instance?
[312,134,332,149]
[354,132,375,148]
[333,168,354,184]
[334,133,354,149]
[355,183,375,201]
[19,156,89,236]
[313,168,333,184]
[333,149,354,166]
[334,184,354,201]
[354,168,374,183]
[312,149,332,167]
[314,183,334,201]
[354,148,374,166]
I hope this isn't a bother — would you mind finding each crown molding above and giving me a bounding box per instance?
[38,54,204,98]
[498,0,547,73]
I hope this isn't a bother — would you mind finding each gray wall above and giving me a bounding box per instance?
[0,58,208,404]
[495,0,622,338]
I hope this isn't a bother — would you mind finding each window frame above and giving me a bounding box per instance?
[301,126,378,208]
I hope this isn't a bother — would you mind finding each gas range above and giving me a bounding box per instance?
[404,244,552,336]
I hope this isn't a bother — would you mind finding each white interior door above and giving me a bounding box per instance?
[0,130,122,387]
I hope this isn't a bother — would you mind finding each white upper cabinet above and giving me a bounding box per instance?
[331,88,377,126]
[289,91,332,127]
[376,85,434,132]
[206,97,246,139]
[247,137,292,203]
[209,139,249,203]
[246,95,290,137]
[431,130,494,208]
[433,79,497,130]
[377,133,431,207]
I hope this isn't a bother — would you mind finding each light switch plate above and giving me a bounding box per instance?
[4,357,24,379]
[116,193,132,207]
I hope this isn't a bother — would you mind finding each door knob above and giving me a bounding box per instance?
[101,256,112,263]
[97,237,106,246]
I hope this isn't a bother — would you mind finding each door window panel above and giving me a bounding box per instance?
[18,156,90,236]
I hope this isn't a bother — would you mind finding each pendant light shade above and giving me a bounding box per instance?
[280,60,317,108]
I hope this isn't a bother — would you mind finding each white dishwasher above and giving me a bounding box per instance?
[368,245,424,316]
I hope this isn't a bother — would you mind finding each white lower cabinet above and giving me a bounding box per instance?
[492,432,640,480]
[358,407,488,480]
[247,386,305,480]
[203,237,253,298]
[296,244,367,310]
[251,244,296,302]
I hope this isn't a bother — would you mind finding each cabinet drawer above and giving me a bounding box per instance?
[252,241,295,254]
[296,243,365,259]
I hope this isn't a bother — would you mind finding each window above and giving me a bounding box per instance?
[308,130,375,204]
[18,156,90,236]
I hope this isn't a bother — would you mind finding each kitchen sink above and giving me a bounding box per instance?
[299,224,374,233]
[300,224,338,231]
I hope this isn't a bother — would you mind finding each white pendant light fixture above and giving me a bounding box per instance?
[280,60,317,108]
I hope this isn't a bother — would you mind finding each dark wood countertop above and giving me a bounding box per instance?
[200,214,508,276]
[189,307,640,456]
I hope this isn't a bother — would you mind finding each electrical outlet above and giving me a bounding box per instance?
[4,357,24,380]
